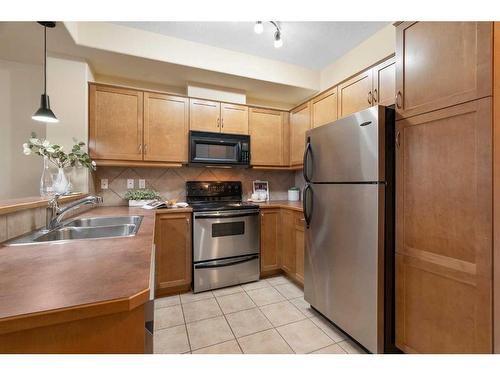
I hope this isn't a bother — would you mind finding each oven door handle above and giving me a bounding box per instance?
[194,254,259,269]
[194,209,260,219]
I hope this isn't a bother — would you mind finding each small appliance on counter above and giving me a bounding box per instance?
[187,181,260,293]
[288,187,300,201]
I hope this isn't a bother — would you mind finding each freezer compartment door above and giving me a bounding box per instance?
[304,183,383,353]
[304,106,383,183]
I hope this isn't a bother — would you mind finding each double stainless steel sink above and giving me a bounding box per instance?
[4,215,143,246]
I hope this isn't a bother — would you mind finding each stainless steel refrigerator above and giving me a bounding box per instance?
[303,105,396,354]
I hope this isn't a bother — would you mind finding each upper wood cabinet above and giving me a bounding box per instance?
[155,212,192,296]
[189,99,249,135]
[395,98,492,353]
[260,208,281,274]
[189,98,221,132]
[220,103,249,134]
[144,92,189,163]
[338,69,373,119]
[290,102,311,166]
[395,22,492,119]
[249,108,286,166]
[89,84,143,161]
[311,87,338,128]
[373,57,396,106]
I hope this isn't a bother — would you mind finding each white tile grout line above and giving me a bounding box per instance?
[154,275,353,354]
[212,293,244,354]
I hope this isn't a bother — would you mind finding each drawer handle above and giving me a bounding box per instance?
[396,91,403,109]
[373,89,378,103]
[367,91,372,105]
[396,131,401,149]
[138,144,142,153]
[217,118,220,128]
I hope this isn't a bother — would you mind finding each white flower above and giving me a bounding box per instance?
[29,138,40,145]
[42,140,50,147]
[22,143,28,149]
[91,161,96,167]
[46,147,55,153]
[23,148,32,156]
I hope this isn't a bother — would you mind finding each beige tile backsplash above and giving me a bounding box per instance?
[93,166,297,206]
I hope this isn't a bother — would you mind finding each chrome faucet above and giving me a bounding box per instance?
[47,195,103,230]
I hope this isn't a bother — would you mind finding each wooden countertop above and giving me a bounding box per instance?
[256,200,303,212]
[0,206,155,335]
[0,193,88,216]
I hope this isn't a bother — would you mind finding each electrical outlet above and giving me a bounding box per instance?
[127,179,134,189]
[101,179,108,190]
[139,179,146,189]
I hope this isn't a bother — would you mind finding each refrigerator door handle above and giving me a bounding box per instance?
[303,138,312,182]
[303,183,313,228]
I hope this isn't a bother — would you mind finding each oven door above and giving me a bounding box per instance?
[193,209,260,262]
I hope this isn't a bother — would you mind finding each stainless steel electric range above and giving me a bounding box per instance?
[187,181,260,293]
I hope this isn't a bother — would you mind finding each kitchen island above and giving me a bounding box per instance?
[0,206,156,354]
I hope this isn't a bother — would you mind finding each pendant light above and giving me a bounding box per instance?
[32,21,59,123]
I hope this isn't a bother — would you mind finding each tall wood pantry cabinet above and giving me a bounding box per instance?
[394,21,494,354]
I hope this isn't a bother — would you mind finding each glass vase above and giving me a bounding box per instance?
[40,156,54,197]
[52,167,70,195]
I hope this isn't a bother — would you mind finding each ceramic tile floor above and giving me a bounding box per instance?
[153,275,367,354]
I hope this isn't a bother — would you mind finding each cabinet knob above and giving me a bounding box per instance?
[138,144,142,153]
[217,118,220,128]
[221,118,224,128]
[186,218,190,224]
[144,144,148,154]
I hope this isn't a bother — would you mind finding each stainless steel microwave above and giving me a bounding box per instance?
[189,131,250,167]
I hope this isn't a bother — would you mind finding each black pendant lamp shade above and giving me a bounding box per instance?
[32,21,59,123]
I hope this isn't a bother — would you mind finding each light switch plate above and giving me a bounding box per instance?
[127,179,134,189]
[139,179,146,189]
[101,179,108,190]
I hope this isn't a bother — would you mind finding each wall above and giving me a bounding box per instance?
[187,84,246,104]
[46,56,94,194]
[0,59,45,199]
[320,24,396,90]
[93,166,295,206]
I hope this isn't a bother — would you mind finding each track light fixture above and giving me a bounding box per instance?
[254,21,283,48]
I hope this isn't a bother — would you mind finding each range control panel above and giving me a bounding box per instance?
[186,181,242,202]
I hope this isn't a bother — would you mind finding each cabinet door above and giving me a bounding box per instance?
[373,57,396,106]
[312,87,338,128]
[395,98,492,353]
[221,103,248,135]
[143,93,189,162]
[395,22,492,119]
[294,213,305,285]
[89,84,143,160]
[155,213,192,293]
[338,69,373,119]
[281,209,296,275]
[260,209,281,273]
[249,108,284,166]
[189,98,221,132]
[290,102,311,166]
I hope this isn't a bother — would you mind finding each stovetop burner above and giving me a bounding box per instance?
[186,181,260,212]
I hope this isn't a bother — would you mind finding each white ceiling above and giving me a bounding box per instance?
[112,22,390,70]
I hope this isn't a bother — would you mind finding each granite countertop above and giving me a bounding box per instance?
[0,206,156,335]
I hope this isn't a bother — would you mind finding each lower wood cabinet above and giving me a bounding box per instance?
[294,214,305,284]
[260,207,305,285]
[395,98,492,353]
[260,208,281,274]
[154,211,192,296]
[281,209,296,275]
